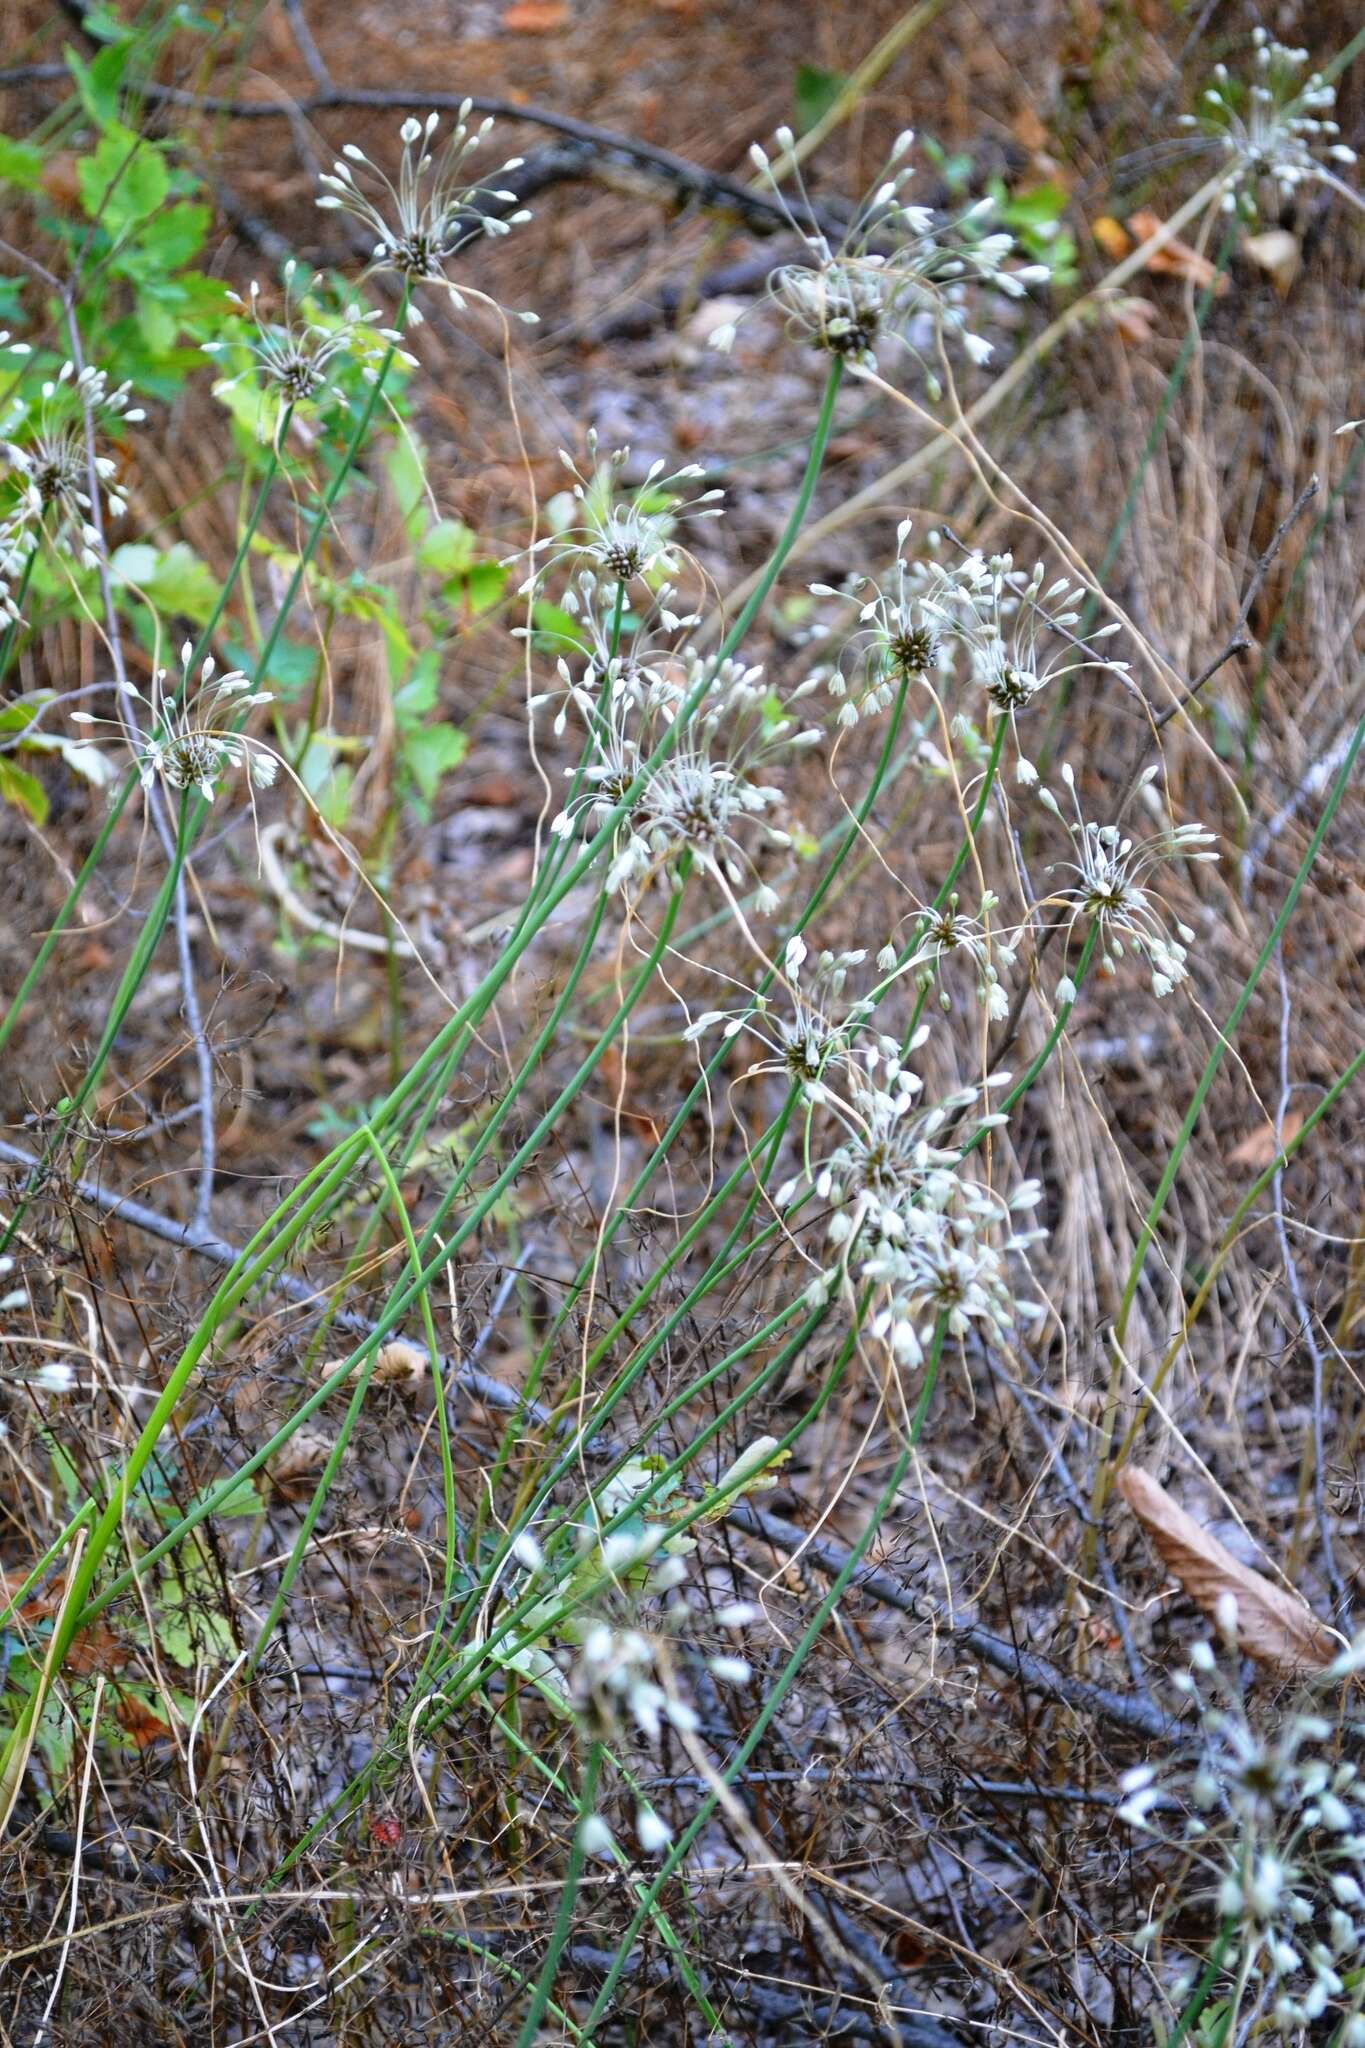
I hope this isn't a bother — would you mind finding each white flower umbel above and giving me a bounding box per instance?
[316,107,532,302]
[203,263,416,425]
[1180,31,1361,219]
[1119,1628,1365,2039]
[1041,764,1217,998]
[684,942,876,1102]
[777,1037,1043,1370]
[72,644,276,803]
[522,437,724,591]
[4,361,144,564]
[905,891,1017,1018]
[923,550,1127,781]
[810,519,949,727]
[609,655,814,905]
[550,642,817,908]
[524,571,700,732]
[724,128,1049,385]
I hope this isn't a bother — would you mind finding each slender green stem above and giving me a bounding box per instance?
[579,1319,947,2035]
[513,1740,604,2048]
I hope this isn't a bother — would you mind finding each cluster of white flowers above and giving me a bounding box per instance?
[522,439,724,591]
[685,938,876,1102]
[1181,30,1359,216]
[534,529,821,905]
[599,650,816,904]
[786,1040,1043,1369]
[504,1463,761,1859]
[1041,763,1218,999]
[712,128,1049,387]
[3,360,143,574]
[72,644,277,803]
[686,956,1043,1371]
[809,520,949,727]
[904,892,1018,1019]
[922,550,1127,783]
[807,528,1129,772]
[1120,1614,1365,2040]
[316,107,533,307]
[203,261,417,427]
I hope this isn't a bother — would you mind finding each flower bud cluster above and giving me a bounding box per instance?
[1119,1618,1365,2038]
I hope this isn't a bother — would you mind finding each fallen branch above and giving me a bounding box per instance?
[726,1500,1172,1741]
[0,1136,548,1431]
[0,65,839,242]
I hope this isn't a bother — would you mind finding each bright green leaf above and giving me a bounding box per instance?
[418,518,477,579]
[403,722,467,801]
[794,63,846,136]
[66,41,130,128]
[0,757,49,824]
[0,135,43,192]
[78,126,170,234]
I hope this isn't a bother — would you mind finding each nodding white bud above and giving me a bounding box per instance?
[636,1807,671,1853]
[579,1814,614,1858]
[511,1531,543,1573]
[774,125,795,152]
[749,143,769,171]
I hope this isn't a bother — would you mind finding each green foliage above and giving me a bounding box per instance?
[793,63,847,134]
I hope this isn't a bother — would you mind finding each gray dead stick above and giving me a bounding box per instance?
[727,1500,1172,1742]
[0,1137,552,1431]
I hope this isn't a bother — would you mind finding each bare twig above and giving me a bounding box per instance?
[0,66,839,242]
[0,1136,554,1431]
[726,1500,1172,1740]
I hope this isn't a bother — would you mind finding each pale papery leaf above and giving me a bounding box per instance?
[1116,1465,1337,1676]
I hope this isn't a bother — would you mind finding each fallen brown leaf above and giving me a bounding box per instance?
[1116,1466,1336,1676]
[114,1694,172,1748]
[1107,296,1161,346]
[502,0,567,27]
[267,1427,334,1493]
[372,1340,428,1390]
[1227,1110,1303,1170]
[1127,209,1230,295]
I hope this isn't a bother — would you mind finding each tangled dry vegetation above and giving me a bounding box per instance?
[0,1,1364,2043]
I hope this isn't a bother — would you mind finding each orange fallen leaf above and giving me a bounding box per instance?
[1126,209,1230,294]
[503,0,567,27]
[114,1694,172,1748]
[1092,215,1131,262]
[1227,1110,1303,1170]
[1117,1466,1336,1676]
[63,1621,133,1676]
